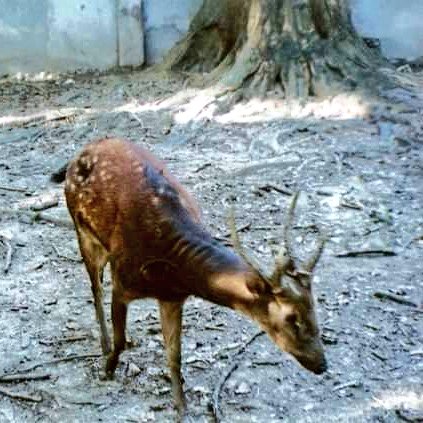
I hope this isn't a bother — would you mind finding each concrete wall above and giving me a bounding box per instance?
[0,0,144,75]
[0,0,422,76]
[352,0,423,59]
[142,0,203,64]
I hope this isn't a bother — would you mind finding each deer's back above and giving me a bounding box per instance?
[64,138,202,255]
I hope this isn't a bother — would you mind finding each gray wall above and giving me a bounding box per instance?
[0,0,422,76]
[0,0,144,75]
[142,0,202,64]
[352,0,423,59]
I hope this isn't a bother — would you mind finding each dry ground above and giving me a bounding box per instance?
[0,69,422,422]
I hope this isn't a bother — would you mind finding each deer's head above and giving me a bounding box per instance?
[230,193,327,374]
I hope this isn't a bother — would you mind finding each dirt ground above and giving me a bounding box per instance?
[0,68,422,423]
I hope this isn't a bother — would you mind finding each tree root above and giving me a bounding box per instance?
[160,0,391,102]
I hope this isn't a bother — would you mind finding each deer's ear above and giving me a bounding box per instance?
[271,286,294,299]
[246,277,272,296]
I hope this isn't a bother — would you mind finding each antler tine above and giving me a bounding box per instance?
[270,192,300,286]
[303,234,326,273]
[283,191,300,260]
[227,207,263,274]
[270,248,291,286]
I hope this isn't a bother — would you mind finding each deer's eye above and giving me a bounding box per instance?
[286,314,304,335]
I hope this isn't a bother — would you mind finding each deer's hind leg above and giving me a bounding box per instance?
[76,227,111,355]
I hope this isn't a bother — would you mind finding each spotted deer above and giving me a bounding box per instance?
[52,137,327,416]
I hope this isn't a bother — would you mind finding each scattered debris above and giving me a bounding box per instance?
[212,331,264,422]
[1,70,422,422]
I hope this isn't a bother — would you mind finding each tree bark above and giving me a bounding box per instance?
[160,0,388,99]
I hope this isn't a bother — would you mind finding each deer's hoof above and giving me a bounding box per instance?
[125,337,137,350]
[101,339,112,356]
[99,369,115,381]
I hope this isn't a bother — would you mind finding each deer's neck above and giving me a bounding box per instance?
[204,270,261,313]
[161,218,264,313]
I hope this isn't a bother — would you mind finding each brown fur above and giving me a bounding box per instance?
[61,137,327,416]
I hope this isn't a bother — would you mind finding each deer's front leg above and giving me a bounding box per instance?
[104,289,128,379]
[159,299,185,416]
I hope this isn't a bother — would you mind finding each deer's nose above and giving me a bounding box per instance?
[313,357,328,374]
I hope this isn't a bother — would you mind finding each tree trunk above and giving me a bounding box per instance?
[160,0,388,99]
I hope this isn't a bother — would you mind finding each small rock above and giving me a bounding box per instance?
[192,385,210,395]
[303,403,315,411]
[127,362,141,377]
[147,339,158,349]
[147,366,162,377]
[138,411,155,422]
[235,381,251,395]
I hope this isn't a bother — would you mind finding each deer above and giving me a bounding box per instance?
[52,137,327,418]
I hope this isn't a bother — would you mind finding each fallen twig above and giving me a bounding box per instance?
[371,351,387,362]
[373,291,420,308]
[212,331,265,422]
[39,335,88,346]
[0,236,13,273]
[204,325,226,332]
[252,360,283,367]
[194,162,212,173]
[52,245,81,263]
[332,380,362,391]
[336,250,396,258]
[0,207,73,228]
[256,184,293,196]
[33,212,73,228]
[213,222,251,244]
[221,222,251,239]
[230,159,300,177]
[395,408,423,422]
[0,372,51,384]
[17,352,102,374]
[0,386,42,402]
[339,200,364,210]
[0,108,80,128]
[30,197,59,212]
[0,185,28,193]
